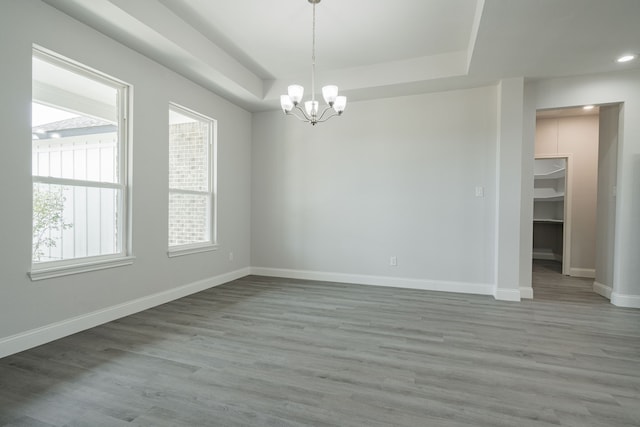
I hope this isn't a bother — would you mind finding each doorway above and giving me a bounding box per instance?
[532,104,618,299]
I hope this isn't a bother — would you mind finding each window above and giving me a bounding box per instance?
[168,104,217,256]
[31,47,131,279]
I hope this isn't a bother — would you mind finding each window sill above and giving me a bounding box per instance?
[167,243,219,258]
[29,256,135,281]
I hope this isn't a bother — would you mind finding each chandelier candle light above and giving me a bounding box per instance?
[280,0,346,125]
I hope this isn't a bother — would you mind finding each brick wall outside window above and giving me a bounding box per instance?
[168,120,210,246]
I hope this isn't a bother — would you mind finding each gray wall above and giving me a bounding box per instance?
[252,86,498,288]
[0,1,252,348]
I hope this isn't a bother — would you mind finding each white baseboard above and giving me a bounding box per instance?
[250,267,495,296]
[593,281,612,299]
[520,287,534,299]
[569,268,596,278]
[532,251,562,262]
[493,288,521,302]
[0,267,251,359]
[594,282,640,308]
[611,292,640,309]
[593,280,640,308]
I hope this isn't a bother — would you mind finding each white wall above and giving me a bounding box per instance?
[0,0,252,356]
[495,78,527,301]
[529,69,640,307]
[518,83,537,299]
[252,86,498,294]
[595,105,619,294]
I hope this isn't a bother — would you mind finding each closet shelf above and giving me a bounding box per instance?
[533,218,564,223]
[534,188,564,201]
[534,167,565,180]
[534,195,564,202]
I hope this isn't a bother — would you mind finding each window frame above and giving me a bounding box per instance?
[29,47,133,281]
[167,103,218,257]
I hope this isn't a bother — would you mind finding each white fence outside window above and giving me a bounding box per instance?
[32,131,120,262]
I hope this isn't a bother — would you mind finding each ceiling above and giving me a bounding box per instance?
[42,0,640,112]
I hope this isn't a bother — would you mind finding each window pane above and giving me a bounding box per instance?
[32,113,119,183]
[168,104,215,250]
[32,54,119,184]
[168,192,210,246]
[169,108,209,192]
[33,183,122,263]
[33,56,118,117]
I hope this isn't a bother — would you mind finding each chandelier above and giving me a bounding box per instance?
[280,0,347,125]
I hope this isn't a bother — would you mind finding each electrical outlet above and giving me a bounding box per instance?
[228,252,234,262]
[475,186,484,197]
[390,256,398,267]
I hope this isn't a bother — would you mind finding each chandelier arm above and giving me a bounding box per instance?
[286,104,312,123]
[286,110,310,123]
[295,103,313,121]
[316,105,336,122]
[316,110,339,123]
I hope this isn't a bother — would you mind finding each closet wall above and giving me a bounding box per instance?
[535,114,599,277]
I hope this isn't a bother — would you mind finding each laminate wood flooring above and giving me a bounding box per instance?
[1,269,639,426]
[532,260,604,303]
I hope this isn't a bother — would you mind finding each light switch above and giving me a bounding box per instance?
[475,186,484,197]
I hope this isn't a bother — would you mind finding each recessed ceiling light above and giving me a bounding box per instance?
[617,54,636,63]
[583,105,595,110]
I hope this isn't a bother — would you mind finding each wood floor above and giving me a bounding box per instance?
[1,265,639,426]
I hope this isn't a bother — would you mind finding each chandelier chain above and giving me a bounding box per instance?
[311,1,316,102]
